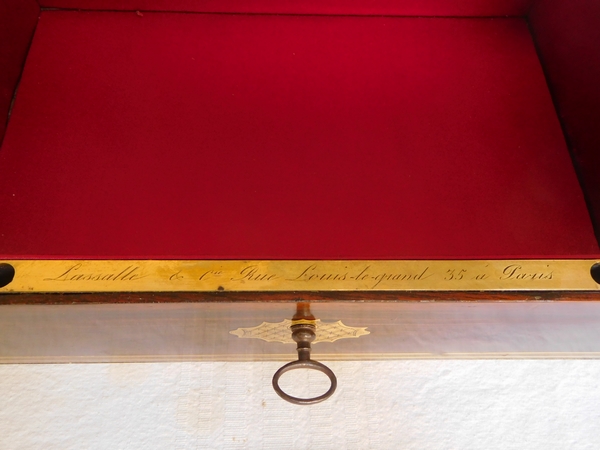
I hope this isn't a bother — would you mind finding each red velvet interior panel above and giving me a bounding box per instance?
[0,11,597,259]
[39,0,533,17]
[0,0,39,145]
[529,0,600,240]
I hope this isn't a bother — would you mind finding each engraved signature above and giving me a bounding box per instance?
[230,265,279,282]
[500,264,553,280]
[287,264,433,289]
[40,262,556,289]
[44,263,146,282]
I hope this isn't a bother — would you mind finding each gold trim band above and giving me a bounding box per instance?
[4,352,600,364]
[1,259,598,293]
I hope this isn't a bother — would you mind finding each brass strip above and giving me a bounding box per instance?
[290,319,317,326]
[3,352,600,364]
[0,259,598,293]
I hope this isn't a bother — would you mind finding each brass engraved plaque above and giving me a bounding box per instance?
[230,319,370,344]
[0,259,598,293]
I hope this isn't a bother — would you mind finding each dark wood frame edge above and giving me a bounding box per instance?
[2,290,600,305]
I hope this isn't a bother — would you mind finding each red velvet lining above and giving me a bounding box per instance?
[0,11,597,259]
[529,0,600,241]
[0,0,39,145]
[38,0,533,17]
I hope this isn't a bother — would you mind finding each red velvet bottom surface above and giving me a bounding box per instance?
[0,12,597,259]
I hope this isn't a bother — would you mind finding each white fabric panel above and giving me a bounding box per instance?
[1,361,599,449]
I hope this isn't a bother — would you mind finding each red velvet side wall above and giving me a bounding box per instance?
[529,0,600,238]
[0,0,39,145]
[38,0,533,17]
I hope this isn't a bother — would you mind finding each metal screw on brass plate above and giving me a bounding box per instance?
[272,304,337,405]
